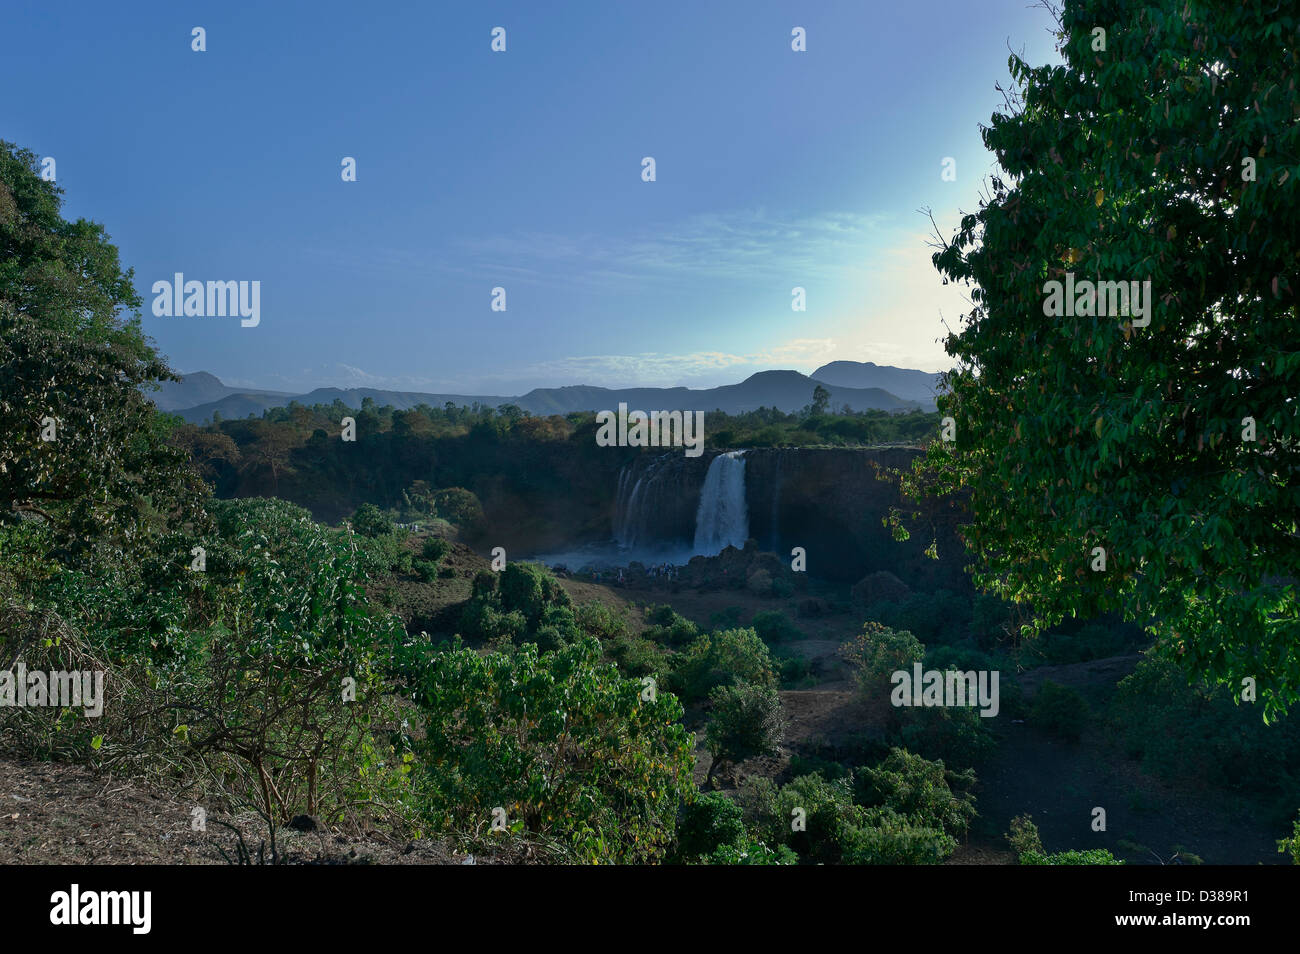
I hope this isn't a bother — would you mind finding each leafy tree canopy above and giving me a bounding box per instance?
[899,1,1300,716]
[0,141,206,566]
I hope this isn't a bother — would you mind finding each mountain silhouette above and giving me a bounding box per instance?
[154,366,933,423]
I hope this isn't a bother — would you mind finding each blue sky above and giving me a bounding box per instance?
[3,0,1060,393]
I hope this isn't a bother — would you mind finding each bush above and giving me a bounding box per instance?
[644,610,700,648]
[970,593,1015,645]
[854,748,976,839]
[675,791,745,859]
[430,487,484,535]
[775,651,815,689]
[669,628,777,703]
[709,606,744,630]
[746,568,773,596]
[870,590,970,645]
[606,634,669,678]
[743,769,962,865]
[1007,815,1044,857]
[1026,622,1134,666]
[841,622,924,695]
[707,838,797,865]
[752,610,804,644]
[705,682,784,783]
[460,599,527,643]
[181,498,409,822]
[498,561,570,627]
[893,704,995,769]
[412,637,694,863]
[532,603,582,652]
[839,808,959,864]
[421,537,452,563]
[351,502,394,537]
[1031,680,1089,742]
[1279,813,1300,864]
[575,600,626,641]
[1021,849,1124,865]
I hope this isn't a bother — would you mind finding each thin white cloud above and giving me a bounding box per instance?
[482,337,839,390]
[303,208,893,288]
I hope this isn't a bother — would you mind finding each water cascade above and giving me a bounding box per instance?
[692,450,749,555]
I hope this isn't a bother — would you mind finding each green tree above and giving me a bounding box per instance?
[669,627,777,703]
[674,791,745,859]
[705,682,784,783]
[1279,812,1300,864]
[0,142,207,565]
[178,498,409,821]
[897,2,1300,715]
[350,502,393,537]
[811,384,830,416]
[855,747,977,838]
[840,621,925,695]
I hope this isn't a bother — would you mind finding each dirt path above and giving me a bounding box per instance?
[0,760,474,865]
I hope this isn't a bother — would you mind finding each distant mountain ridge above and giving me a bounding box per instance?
[150,371,293,412]
[810,361,945,406]
[152,362,942,423]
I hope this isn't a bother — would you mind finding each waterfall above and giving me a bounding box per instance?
[693,451,749,555]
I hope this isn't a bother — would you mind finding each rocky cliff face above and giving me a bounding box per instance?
[742,448,968,589]
[614,448,970,590]
[613,452,713,548]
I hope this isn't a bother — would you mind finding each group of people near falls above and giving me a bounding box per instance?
[568,562,680,586]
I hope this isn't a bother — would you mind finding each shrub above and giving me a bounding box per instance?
[675,791,745,859]
[421,536,452,563]
[531,603,581,652]
[497,561,570,626]
[1007,814,1044,857]
[893,704,995,769]
[870,590,970,645]
[1021,849,1124,865]
[644,611,700,648]
[575,600,626,641]
[705,682,784,783]
[669,628,777,703]
[841,622,924,695]
[752,610,804,644]
[606,634,669,678]
[181,498,409,822]
[1279,813,1300,864]
[351,502,394,537]
[745,769,962,865]
[460,599,527,643]
[746,568,773,596]
[412,637,694,863]
[707,838,798,865]
[709,606,744,630]
[430,487,484,535]
[854,747,976,839]
[839,807,959,864]
[1027,622,1133,666]
[970,593,1015,645]
[775,651,815,689]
